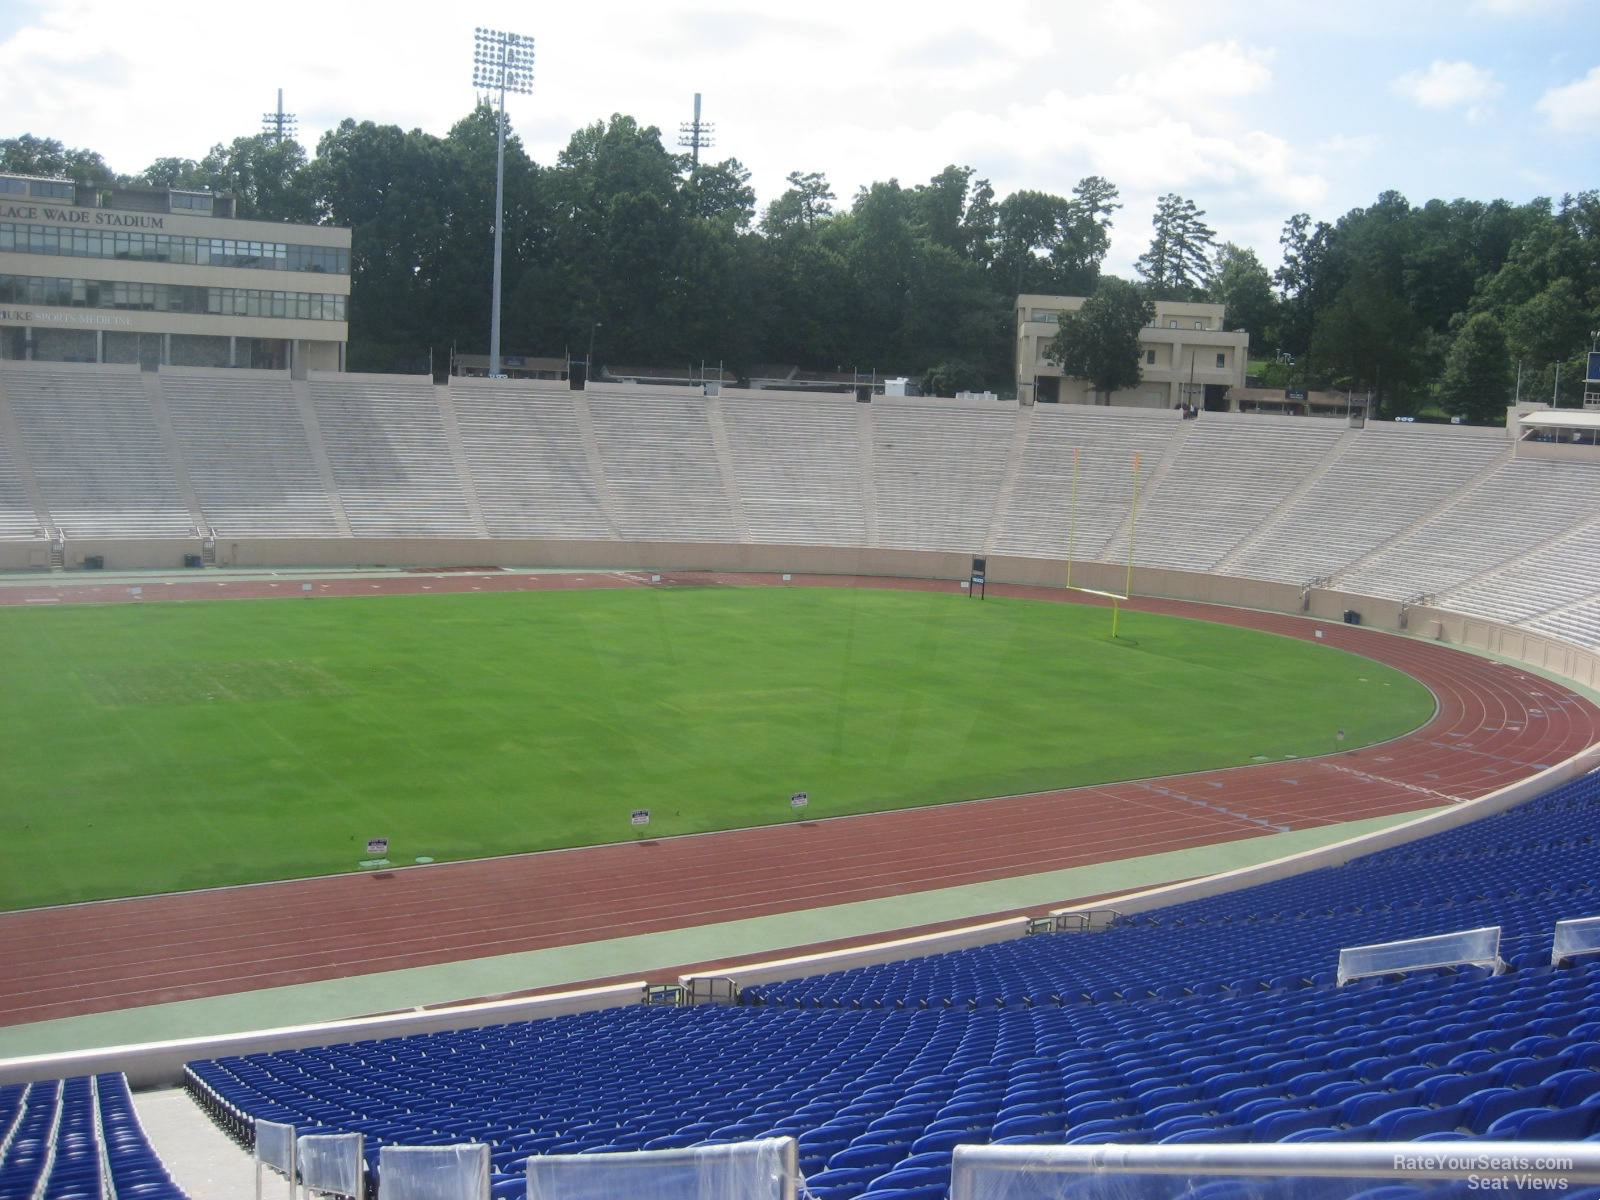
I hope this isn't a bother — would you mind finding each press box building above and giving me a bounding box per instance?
[1017,293,1250,410]
[0,172,350,373]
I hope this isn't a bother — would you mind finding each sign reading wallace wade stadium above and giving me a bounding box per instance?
[0,202,166,229]
[0,307,132,327]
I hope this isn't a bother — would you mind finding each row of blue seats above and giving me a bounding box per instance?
[180,767,1600,1200]
[0,1073,184,1200]
[747,775,1600,1007]
[186,958,1600,1200]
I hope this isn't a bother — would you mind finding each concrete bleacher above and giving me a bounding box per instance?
[1231,426,1506,585]
[721,393,869,547]
[3,364,193,539]
[1530,597,1600,653]
[161,370,341,538]
[992,405,1180,562]
[585,387,738,542]
[6,363,1600,664]
[1340,460,1600,601]
[0,428,43,541]
[449,380,613,539]
[1104,416,1347,572]
[1442,519,1600,629]
[870,402,1013,553]
[309,374,479,538]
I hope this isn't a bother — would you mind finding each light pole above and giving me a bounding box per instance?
[472,26,534,381]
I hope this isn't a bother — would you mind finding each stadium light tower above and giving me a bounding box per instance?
[678,93,714,169]
[262,89,298,144]
[472,26,535,380]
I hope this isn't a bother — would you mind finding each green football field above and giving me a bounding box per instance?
[0,586,1434,909]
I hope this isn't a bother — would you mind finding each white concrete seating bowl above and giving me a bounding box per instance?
[6,366,192,539]
[162,372,340,537]
[721,395,867,547]
[993,406,1180,561]
[1106,417,1345,572]
[311,376,478,537]
[1233,426,1504,585]
[1341,460,1600,600]
[1444,519,1600,625]
[0,424,42,540]
[450,381,612,539]
[870,405,1012,553]
[585,388,737,542]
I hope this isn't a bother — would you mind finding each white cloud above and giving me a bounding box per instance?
[1391,60,1503,121]
[1470,0,1573,13]
[1315,133,1381,159]
[1535,66,1600,135]
[1117,40,1275,104]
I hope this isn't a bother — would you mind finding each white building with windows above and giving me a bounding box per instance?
[1016,293,1249,410]
[0,172,350,373]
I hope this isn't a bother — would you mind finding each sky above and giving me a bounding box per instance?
[0,0,1596,276]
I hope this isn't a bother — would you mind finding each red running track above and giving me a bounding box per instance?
[0,571,1596,1028]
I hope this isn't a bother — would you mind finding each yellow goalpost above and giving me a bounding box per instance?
[1063,450,1143,638]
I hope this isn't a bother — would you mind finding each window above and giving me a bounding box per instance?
[1146,349,1156,365]
[0,178,26,195]
[1194,320,1206,330]
[1167,319,1177,328]
[30,180,74,199]
[1216,352,1226,369]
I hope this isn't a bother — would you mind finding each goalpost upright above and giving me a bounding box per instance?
[1062,449,1142,639]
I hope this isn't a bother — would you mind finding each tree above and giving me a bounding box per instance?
[682,157,756,228]
[760,171,835,236]
[1136,194,1215,299]
[1504,278,1591,368]
[920,360,987,397]
[1436,313,1512,421]
[1274,212,1335,357]
[193,135,314,222]
[1208,243,1277,349]
[996,188,1074,296]
[1044,278,1155,401]
[0,134,115,184]
[1309,266,1426,415]
[1054,175,1120,293]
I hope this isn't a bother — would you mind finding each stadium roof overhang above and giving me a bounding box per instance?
[1519,410,1600,432]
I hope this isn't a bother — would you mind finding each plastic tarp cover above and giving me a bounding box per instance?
[255,1117,297,1200]
[1336,925,1501,985]
[298,1131,364,1198]
[379,1143,491,1200]
[1552,915,1600,964]
[526,1136,797,1200]
[950,1142,1600,1200]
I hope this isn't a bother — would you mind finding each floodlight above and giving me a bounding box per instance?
[469,26,535,379]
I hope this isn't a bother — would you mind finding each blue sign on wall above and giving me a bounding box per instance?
[1587,351,1600,384]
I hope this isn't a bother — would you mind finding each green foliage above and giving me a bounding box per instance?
[0,588,1432,909]
[8,113,1594,397]
[919,360,987,396]
[1045,277,1155,399]
[1310,266,1427,414]
[1136,193,1215,299]
[1208,243,1277,348]
[1436,312,1512,422]
[0,134,114,184]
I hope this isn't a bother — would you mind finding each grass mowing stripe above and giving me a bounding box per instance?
[0,587,1434,909]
